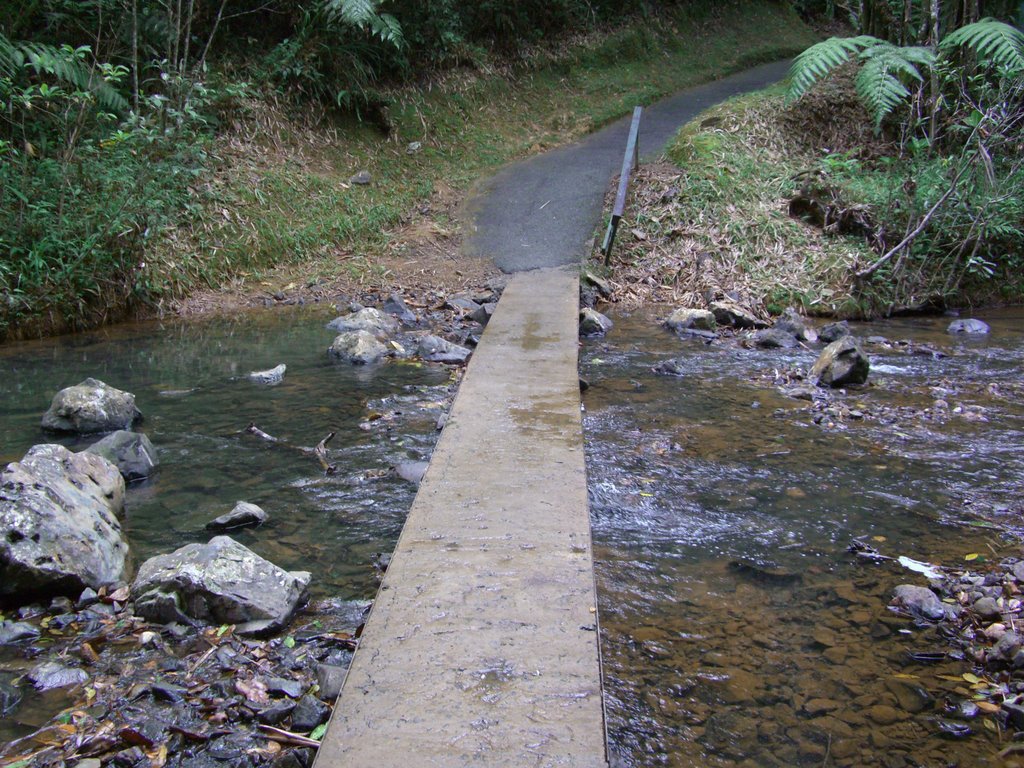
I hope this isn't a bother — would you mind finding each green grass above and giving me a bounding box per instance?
[145,0,819,302]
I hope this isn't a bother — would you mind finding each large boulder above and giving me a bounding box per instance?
[579,308,613,337]
[83,430,158,482]
[327,308,399,340]
[947,318,990,335]
[0,444,128,601]
[418,335,471,364]
[328,330,389,365]
[132,536,310,637]
[709,300,768,330]
[771,308,816,343]
[810,337,870,388]
[41,378,141,434]
[664,308,716,333]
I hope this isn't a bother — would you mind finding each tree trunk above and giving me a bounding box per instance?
[928,0,941,145]
[131,0,139,113]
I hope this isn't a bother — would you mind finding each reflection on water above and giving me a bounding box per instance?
[0,308,449,602]
[582,308,1024,767]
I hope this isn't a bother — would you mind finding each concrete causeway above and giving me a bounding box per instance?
[313,267,607,767]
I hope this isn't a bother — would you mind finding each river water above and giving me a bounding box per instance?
[2,305,1023,765]
[582,307,1024,767]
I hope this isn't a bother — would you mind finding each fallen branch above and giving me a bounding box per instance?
[854,163,969,281]
[257,725,322,748]
[244,424,337,475]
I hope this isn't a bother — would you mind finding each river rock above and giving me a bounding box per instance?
[382,293,417,326]
[664,308,716,332]
[41,378,141,434]
[249,363,287,385]
[28,661,89,690]
[469,303,496,326]
[892,584,945,621]
[395,461,429,485]
[709,299,768,329]
[205,501,268,531]
[652,358,687,377]
[446,295,481,313]
[948,318,990,335]
[316,664,347,701]
[810,337,870,388]
[0,674,21,716]
[772,308,815,342]
[579,308,613,336]
[350,170,372,185]
[973,595,1001,620]
[131,536,311,637]
[885,676,933,713]
[0,444,128,601]
[0,620,40,644]
[83,430,158,482]
[291,693,330,732]
[328,330,389,365]
[327,308,399,340]
[818,320,852,343]
[753,327,799,349]
[992,630,1021,662]
[418,335,471,364]
[582,270,613,299]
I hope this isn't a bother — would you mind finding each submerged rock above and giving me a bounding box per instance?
[84,430,158,482]
[810,337,870,388]
[206,501,268,532]
[394,461,429,485]
[652,358,688,377]
[327,308,399,340]
[947,318,990,335]
[132,536,310,637]
[328,330,389,365]
[892,584,946,621]
[0,444,128,601]
[664,308,716,333]
[249,363,287,385]
[418,335,471,364]
[41,378,141,434]
[709,300,768,329]
[579,308,613,337]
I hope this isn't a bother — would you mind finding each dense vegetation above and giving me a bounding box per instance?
[1,0,1021,337]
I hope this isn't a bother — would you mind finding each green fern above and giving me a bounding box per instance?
[323,0,404,48]
[856,44,934,128]
[786,35,882,102]
[940,17,1024,72]
[0,32,127,112]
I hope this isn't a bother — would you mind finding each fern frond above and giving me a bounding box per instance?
[786,35,883,102]
[0,35,127,112]
[370,13,404,48]
[325,0,379,27]
[940,18,1024,72]
[855,50,916,128]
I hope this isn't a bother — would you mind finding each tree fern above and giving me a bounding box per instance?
[0,32,127,112]
[323,0,404,48]
[940,17,1024,72]
[855,44,934,128]
[786,36,883,102]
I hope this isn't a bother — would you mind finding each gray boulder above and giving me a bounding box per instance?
[327,308,399,340]
[206,501,268,531]
[28,661,89,691]
[328,330,389,365]
[84,430,158,482]
[753,327,799,349]
[710,300,768,329]
[418,335,471,364]
[469,303,496,327]
[818,320,852,344]
[394,461,429,485]
[948,318,990,335]
[579,308,613,337]
[892,585,946,621]
[664,308,716,333]
[249,363,287,385]
[810,337,870,388]
[132,536,310,637]
[0,620,40,645]
[772,308,816,342]
[0,444,128,601]
[382,293,417,326]
[41,378,141,434]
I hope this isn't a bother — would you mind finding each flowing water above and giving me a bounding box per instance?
[2,305,1024,766]
[582,308,1024,767]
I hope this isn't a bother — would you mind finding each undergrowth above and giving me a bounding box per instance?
[59,0,815,333]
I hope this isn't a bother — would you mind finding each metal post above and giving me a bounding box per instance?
[603,106,643,266]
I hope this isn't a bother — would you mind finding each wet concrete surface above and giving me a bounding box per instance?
[462,60,791,273]
[314,268,607,767]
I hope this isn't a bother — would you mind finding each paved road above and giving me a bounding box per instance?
[463,60,791,272]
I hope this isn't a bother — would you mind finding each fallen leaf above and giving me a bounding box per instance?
[965,553,980,561]
[977,701,1001,713]
[963,673,983,684]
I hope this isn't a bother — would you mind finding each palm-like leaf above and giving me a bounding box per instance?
[786,35,882,102]
[856,49,916,128]
[940,17,1024,72]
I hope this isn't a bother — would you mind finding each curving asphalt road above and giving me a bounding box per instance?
[462,60,791,273]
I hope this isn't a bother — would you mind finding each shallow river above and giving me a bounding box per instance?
[583,307,1024,767]
[2,305,1023,766]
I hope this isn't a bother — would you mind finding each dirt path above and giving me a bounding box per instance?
[462,60,791,272]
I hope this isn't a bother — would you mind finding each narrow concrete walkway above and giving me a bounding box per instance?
[314,267,606,767]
